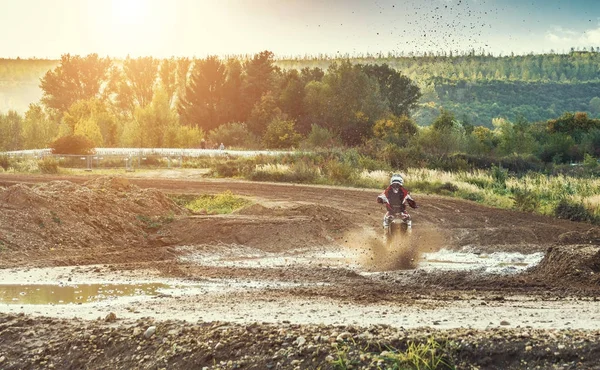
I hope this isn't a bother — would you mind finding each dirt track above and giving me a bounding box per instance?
[1,172,600,369]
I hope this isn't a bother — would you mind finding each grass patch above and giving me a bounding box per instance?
[184,191,252,214]
[377,337,455,370]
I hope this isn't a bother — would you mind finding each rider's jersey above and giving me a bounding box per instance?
[383,185,409,212]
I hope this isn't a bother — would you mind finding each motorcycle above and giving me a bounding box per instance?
[385,206,412,238]
[377,194,417,242]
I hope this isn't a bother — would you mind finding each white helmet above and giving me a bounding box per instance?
[390,174,403,186]
[390,174,403,193]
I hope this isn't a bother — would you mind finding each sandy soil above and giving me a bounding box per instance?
[1,171,600,369]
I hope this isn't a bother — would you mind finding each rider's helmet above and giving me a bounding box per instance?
[390,174,403,193]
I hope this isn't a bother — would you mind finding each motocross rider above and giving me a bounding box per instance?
[377,174,418,229]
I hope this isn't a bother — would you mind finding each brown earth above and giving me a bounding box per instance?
[1,172,600,369]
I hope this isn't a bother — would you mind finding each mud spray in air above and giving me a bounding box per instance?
[343,226,445,271]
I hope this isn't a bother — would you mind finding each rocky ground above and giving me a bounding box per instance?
[0,172,599,369]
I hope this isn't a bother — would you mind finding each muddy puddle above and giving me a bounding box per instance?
[1,264,599,330]
[0,283,168,305]
[180,245,544,274]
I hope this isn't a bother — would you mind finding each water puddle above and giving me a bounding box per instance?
[420,249,544,273]
[180,246,544,274]
[0,283,169,305]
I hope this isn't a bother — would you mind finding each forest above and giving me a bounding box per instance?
[1,51,600,171]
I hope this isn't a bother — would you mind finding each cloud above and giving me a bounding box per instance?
[546,26,600,46]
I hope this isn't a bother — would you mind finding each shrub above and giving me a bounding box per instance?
[510,188,539,212]
[303,124,341,149]
[0,155,11,171]
[554,198,594,222]
[212,158,255,178]
[324,160,357,184]
[50,135,95,155]
[37,157,59,174]
[262,117,302,149]
[208,122,260,149]
[491,165,508,189]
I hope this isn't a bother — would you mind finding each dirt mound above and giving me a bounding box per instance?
[558,227,600,245]
[529,245,600,287]
[166,202,355,252]
[0,178,188,263]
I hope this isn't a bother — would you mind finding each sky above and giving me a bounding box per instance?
[1,0,600,59]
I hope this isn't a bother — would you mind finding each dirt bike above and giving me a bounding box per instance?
[377,193,417,242]
[384,206,412,241]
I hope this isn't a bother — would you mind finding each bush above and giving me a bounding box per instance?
[208,122,260,149]
[50,135,95,155]
[510,188,539,212]
[491,165,508,189]
[303,124,341,149]
[37,157,59,174]
[0,155,11,171]
[324,160,357,184]
[212,158,255,178]
[554,198,594,222]
[262,117,302,149]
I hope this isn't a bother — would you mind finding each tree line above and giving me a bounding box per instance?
[3,51,600,130]
[0,52,421,151]
[1,51,599,172]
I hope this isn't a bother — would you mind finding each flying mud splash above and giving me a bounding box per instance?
[343,226,445,271]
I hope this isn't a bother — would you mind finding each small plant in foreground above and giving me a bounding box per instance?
[377,337,455,370]
[330,344,359,370]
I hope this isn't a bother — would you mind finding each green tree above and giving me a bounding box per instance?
[242,51,277,120]
[40,54,112,116]
[372,114,418,147]
[302,80,331,128]
[321,60,387,145]
[262,117,302,149]
[63,98,117,147]
[590,96,600,116]
[303,124,341,149]
[431,108,457,131]
[361,63,421,117]
[159,58,178,106]
[118,56,159,113]
[469,126,497,154]
[178,56,227,131]
[221,58,244,124]
[0,110,23,151]
[21,104,57,149]
[126,88,179,147]
[247,91,283,135]
[278,69,306,130]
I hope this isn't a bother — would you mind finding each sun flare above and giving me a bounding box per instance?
[111,0,146,26]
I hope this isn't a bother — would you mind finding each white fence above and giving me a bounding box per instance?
[1,148,292,158]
